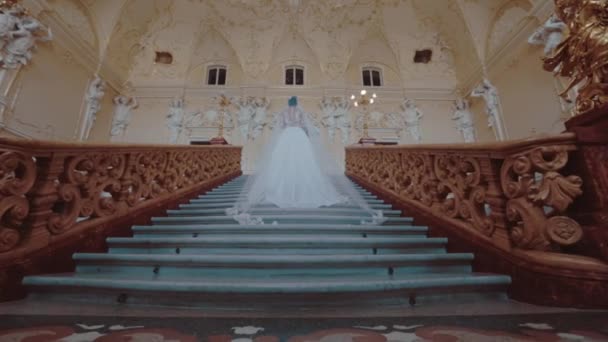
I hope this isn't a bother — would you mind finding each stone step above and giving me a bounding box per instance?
[168,207,402,217]
[200,192,377,200]
[131,224,428,238]
[106,236,447,255]
[23,274,510,308]
[207,188,372,196]
[183,202,393,210]
[191,197,386,204]
[69,253,475,278]
[151,215,412,225]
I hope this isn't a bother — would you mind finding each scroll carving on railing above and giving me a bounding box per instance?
[0,140,241,255]
[347,149,499,239]
[501,146,583,250]
[346,135,584,253]
[0,150,36,252]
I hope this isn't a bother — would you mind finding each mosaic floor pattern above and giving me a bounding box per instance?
[0,312,607,341]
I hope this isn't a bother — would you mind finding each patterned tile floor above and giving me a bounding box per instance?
[1,313,608,341]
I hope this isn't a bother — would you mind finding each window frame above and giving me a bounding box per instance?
[284,65,305,86]
[361,66,383,87]
[206,65,228,86]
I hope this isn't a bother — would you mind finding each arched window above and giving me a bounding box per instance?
[362,67,382,87]
[207,65,227,85]
[285,65,304,85]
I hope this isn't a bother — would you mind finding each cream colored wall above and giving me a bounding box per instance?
[1,43,89,141]
[490,46,566,140]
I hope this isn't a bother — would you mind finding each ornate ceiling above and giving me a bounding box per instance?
[34,0,549,91]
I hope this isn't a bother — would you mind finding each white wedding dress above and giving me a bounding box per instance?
[228,100,383,225]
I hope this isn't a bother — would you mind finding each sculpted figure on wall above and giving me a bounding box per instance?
[401,98,423,144]
[529,14,575,113]
[166,98,185,144]
[0,7,52,69]
[111,95,138,137]
[81,75,105,141]
[471,78,507,141]
[250,97,270,140]
[320,96,351,144]
[529,14,567,57]
[452,98,476,143]
[235,97,254,141]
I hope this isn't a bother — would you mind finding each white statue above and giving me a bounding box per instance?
[320,96,352,144]
[1,16,52,69]
[250,97,270,140]
[320,97,337,140]
[529,14,576,113]
[528,14,567,57]
[401,98,423,143]
[81,75,105,141]
[0,6,22,49]
[235,96,255,140]
[452,98,476,143]
[471,78,507,141]
[111,95,138,137]
[166,98,185,144]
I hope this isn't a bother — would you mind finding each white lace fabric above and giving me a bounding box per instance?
[227,104,385,225]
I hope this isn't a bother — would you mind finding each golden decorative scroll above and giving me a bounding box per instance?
[544,0,608,115]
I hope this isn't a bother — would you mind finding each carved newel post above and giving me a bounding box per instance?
[542,0,608,261]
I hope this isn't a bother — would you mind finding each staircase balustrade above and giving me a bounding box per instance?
[0,138,241,299]
[346,133,583,253]
[346,133,608,307]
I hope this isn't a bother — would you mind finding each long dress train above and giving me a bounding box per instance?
[227,101,383,225]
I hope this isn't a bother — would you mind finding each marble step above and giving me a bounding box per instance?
[168,207,402,217]
[151,215,412,225]
[106,236,447,255]
[23,273,510,308]
[69,253,475,278]
[131,224,428,238]
[183,202,393,210]
[199,192,377,200]
[190,197,385,204]
[207,188,371,195]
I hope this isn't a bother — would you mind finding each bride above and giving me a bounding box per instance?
[228,96,383,225]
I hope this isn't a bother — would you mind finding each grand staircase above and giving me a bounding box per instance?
[23,176,511,309]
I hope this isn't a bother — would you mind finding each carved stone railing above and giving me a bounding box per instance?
[0,138,241,257]
[346,133,608,307]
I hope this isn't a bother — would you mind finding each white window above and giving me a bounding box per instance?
[207,65,227,85]
[362,67,382,87]
[285,65,304,85]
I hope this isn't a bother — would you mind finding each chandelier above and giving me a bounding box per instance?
[350,89,377,144]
